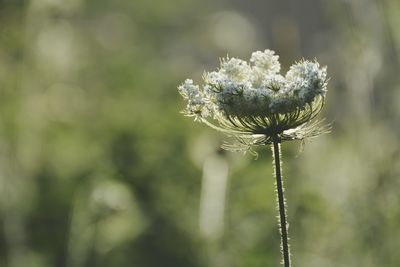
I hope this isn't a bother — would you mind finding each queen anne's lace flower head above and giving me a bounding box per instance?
[178,49,329,153]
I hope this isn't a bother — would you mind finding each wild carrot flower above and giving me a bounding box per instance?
[178,49,329,153]
[178,49,329,267]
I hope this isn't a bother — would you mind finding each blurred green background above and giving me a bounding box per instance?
[1,0,400,266]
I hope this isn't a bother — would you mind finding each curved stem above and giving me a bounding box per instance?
[271,136,291,267]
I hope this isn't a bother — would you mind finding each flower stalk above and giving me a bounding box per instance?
[272,135,290,267]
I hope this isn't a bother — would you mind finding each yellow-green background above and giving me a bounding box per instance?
[1,0,400,266]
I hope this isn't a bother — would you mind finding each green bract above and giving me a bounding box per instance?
[178,49,329,152]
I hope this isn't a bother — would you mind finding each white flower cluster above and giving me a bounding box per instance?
[178,79,210,119]
[178,49,327,119]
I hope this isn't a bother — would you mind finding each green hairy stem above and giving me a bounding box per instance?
[272,136,291,267]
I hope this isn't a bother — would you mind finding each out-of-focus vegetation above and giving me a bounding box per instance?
[1,0,400,267]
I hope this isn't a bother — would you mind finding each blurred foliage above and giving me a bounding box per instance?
[0,0,400,267]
